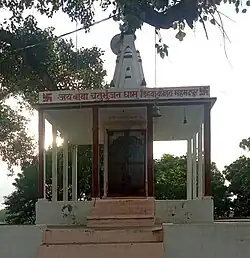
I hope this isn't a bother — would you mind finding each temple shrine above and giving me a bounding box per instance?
[33,33,216,258]
[2,30,250,258]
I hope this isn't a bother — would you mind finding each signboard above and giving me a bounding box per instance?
[39,86,210,104]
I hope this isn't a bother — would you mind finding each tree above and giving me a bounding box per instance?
[0,16,107,103]
[220,137,250,218]
[155,154,187,200]
[211,162,231,218]
[154,154,231,218]
[239,137,250,151]
[223,156,250,218]
[4,160,38,224]
[0,0,249,60]
[0,15,106,172]
[0,104,34,174]
[0,209,6,222]
[1,0,249,37]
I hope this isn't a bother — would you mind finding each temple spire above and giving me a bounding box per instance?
[110,34,146,89]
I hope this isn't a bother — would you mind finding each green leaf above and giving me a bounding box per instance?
[203,15,208,21]
[210,19,216,25]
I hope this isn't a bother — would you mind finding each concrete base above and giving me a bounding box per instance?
[36,198,214,226]
[43,227,163,244]
[164,222,250,258]
[0,225,45,258]
[35,199,92,225]
[37,242,164,258]
[155,198,214,224]
[2,222,250,258]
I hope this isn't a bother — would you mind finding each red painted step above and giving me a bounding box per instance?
[87,214,154,228]
[90,198,155,217]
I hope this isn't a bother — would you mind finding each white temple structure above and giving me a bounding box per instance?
[35,33,215,206]
[2,33,248,258]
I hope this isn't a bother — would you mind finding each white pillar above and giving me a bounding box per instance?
[72,145,78,201]
[51,126,57,201]
[192,134,197,199]
[38,110,46,199]
[187,139,192,200]
[43,150,46,199]
[198,124,204,199]
[63,138,69,201]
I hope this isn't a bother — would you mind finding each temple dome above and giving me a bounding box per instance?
[110,34,146,89]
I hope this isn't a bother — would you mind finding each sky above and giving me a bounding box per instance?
[1,5,250,207]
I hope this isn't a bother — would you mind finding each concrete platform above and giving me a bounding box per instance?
[37,242,164,258]
[35,198,214,225]
[44,227,163,244]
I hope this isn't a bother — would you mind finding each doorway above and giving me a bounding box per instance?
[107,130,146,197]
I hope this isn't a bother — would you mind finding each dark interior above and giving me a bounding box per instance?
[107,130,146,197]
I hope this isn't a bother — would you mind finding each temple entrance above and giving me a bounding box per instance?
[107,130,146,197]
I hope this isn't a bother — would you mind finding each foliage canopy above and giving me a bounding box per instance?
[0,14,106,171]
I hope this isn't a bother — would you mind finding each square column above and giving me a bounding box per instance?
[187,138,192,200]
[92,107,100,198]
[63,138,69,201]
[147,105,154,197]
[103,131,108,197]
[204,103,211,196]
[192,134,197,199]
[198,124,204,199]
[38,110,45,199]
[72,145,78,201]
[51,125,58,201]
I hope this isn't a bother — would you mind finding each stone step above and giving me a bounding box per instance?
[91,198,155,217]
[37,242,164,258]
[44,227,163,244]
[86,215,154,228]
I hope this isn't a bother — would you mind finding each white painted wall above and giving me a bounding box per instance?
[163,223,250,258]
[35,199,92,225]
[1,222,249,258]
[0,225,44,258]
[155,198,213,224]
[36,199,213,225]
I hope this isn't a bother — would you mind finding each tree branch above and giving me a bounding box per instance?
[137,0,199,29]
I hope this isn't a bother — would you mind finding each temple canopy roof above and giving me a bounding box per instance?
[42,103,214,145]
